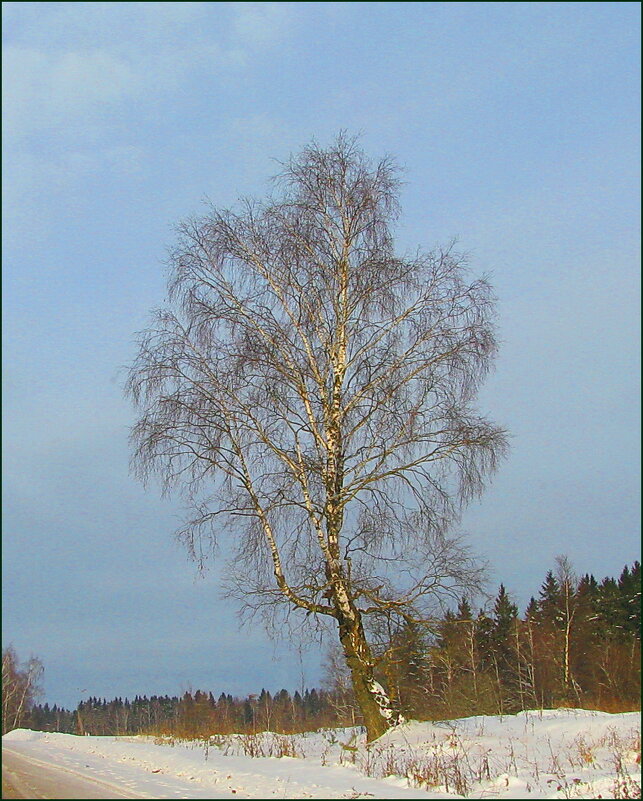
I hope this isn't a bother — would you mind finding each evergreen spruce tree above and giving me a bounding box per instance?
[538,571,562,625]
[493,585,518,633]
[457,597,473,621]
[490,585,519,709]
[383,619,430,717]
[618,562,641,638]
[596,576,622,638]
[525,597,539,620]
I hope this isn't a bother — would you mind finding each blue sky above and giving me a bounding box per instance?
[3,2,640,709]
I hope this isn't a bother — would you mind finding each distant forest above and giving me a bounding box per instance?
[21,560,641,737]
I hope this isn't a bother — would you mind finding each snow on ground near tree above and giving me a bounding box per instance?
[3,709,640,799]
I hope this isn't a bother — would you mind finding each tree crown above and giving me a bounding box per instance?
[126,134,507,634]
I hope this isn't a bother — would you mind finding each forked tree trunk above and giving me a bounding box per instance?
[336,609,402,742]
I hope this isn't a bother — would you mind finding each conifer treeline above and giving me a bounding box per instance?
[379,560,640,719]
[28,561,640,736]
[29,687,338,737]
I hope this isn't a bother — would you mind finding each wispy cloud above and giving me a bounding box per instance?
[2,2,297,242]
[230,2,295,49]
[3,2,295,149]
[4,46,139,142]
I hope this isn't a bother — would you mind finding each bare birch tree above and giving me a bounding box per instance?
[2,646,43,734]
[126,134,507,740]
[555,554,583,703]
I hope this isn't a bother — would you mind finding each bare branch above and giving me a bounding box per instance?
[126,133,507,740]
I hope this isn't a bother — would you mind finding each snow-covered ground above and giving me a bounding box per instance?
[3,708,640,799]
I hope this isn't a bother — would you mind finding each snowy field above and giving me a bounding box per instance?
[3,709,641,799]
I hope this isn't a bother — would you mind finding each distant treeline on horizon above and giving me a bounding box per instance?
[27,560,641,737]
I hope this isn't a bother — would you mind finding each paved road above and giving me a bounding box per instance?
[2,747,144,799]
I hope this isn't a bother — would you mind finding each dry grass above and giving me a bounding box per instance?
[150,717,641,798]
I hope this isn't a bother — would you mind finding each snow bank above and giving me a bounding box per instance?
[2,728,47,742]
[2,709,640,798]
